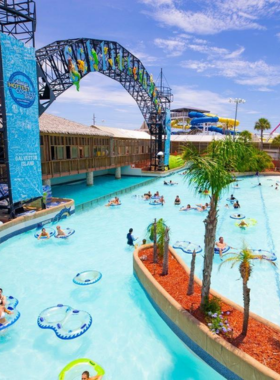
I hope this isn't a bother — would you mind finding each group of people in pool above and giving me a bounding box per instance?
[163,180,178,185]
[180,203,209,212]
[37,225,66,240]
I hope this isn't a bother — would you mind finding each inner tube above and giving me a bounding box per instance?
[226,198,236,202]
[232,186,240,189]
[252,249,277,262]
[55,228,75,239]
[230,214,245,220]
[173,241,202,254]
[37,304,92,340]
[151,196,160,199]
[0,296,20,331]
[149,200,162,205]
[164,182,177,186]
[214,246,230,254]
[34,228,55,239]
[73,270,102,286]
[59,358,105,380]
[174,202,181,205]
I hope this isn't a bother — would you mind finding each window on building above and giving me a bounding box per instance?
[84,146,89,158]
[57,146,65,160]
[71,146,78,158]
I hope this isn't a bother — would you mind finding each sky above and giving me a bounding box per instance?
[35,0,280,132]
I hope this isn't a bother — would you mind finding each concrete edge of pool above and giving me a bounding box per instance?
[0,199,75,243]
[133,244,280,380]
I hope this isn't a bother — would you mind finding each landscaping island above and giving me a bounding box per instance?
[134,244,280,380]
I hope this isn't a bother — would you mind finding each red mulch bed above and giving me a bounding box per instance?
[140,248,280,374]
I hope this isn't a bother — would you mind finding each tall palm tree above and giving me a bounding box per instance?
[162,227,170,275]
[182,138,255,308]
[220,247,275,336]
[272,135,280,164]
[254,118,271,150]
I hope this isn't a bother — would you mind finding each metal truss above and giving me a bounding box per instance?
[36,38,173,168]
[0,1,36,46]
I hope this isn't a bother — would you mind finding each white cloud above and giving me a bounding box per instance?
[154,38,186,56]
[276,32,280,40]
[224,46,245,59]
[181,58,280,88]
[141,0,280,35]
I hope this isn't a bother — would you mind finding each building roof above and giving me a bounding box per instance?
[171,107,210,114]
[92,125,151,140]
[170,134,225,142]
[39,114,112,137]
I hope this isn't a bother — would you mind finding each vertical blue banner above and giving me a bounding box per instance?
[0,33,42,203]
[164,109,171,166]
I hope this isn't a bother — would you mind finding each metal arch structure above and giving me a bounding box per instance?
[36,38,173,169]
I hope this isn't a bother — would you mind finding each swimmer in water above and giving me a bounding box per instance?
[56,225,66,238]
[174,195,181,205]
[238,220,248,228]
[233,200,240,209]
[106,197,120,206]
[81,371,103,380]
[215,237,230,259]
[38,228,50,240]
[180,204,191,211]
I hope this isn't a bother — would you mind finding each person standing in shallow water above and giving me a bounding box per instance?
[127,228,138,246]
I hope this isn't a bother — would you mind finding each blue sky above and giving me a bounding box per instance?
[36,0,280,132]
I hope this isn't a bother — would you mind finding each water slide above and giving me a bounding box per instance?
[189,111,240,135]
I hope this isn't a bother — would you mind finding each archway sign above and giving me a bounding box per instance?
[36,38,173,169]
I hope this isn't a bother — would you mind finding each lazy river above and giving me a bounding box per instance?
[1,172,280,379]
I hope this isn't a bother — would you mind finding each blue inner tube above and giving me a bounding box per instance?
[252,249,277,262]
[149,201,162,205]
[55,228,75,239]
[73,270,102,285]
[37,304,92,340]
[226,198,236,202]
[230,214,245,220]
[151,196,160,199]
[173,241,202,254]
[214,246,230,254]
[34,228,55,239]
[0,296,20,331]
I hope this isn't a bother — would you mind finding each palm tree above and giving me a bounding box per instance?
[238,130,252,143]
[182,138,255,308]
[187,250,196,295]
[254,118,271,150]
[162,227,170,275]
[148,218,167,260]
[220,247,275,336]
[272,135,280,165]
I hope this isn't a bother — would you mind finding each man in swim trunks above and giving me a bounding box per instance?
[230,194,235,200]
[180,204,191,211]
[215,237,229,259]
[233,200,240,209]
[56,225,66,237]
[38,228,50,240]
[159,196,165,205]
[238,220,248,228]
[81,370,103,380]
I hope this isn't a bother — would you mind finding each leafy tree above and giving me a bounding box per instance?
[182,137,270,308]
[148,218,167,259]
[254,118,271,150]
[272,135,280,162]
[238,130,252,143]
[220,247,275,336]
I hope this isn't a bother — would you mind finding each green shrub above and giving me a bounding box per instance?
[201,296,221,315]
[169,155,185,169]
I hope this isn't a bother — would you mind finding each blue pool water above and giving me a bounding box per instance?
[1,173,280,379]
[52,175,153,205]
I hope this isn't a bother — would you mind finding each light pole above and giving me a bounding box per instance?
[229,98,246,139]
